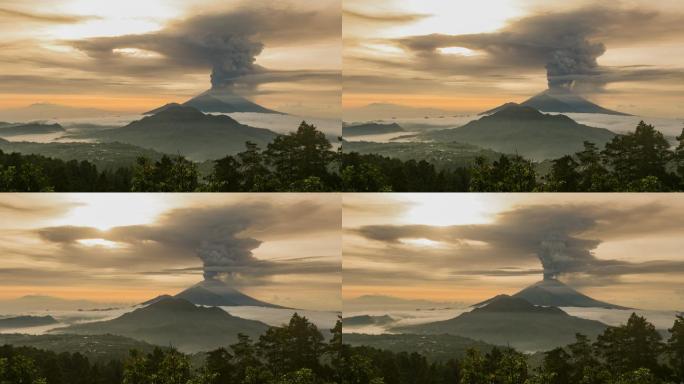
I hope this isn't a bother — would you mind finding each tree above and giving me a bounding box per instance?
[207,155,242,191]
[675,126,684,186]
[603,121,673,189]
[469,155,538,192]
[204,348,234,384]
[257,313,325,378]
[265,121,336,189]
[341,164,391,192]
[595,314,664,378]
[459,349,489,384]
[542,347,572,384]
[576,141,614,191]
[546,155,581,191]
[132,155,198,192]
[493,348,528,384]
[668,315,684,382]
[237,142,273,191]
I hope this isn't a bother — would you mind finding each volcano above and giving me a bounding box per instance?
[145,278,287,309]
[481,88,631,116]
[395,295,608,351]
[145,88,283,115]
[475,278,630,310]
[56,297,270,353]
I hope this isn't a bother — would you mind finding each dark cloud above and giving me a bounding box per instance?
[394,5,684,93]
[70,3,341,90]
[35,200,340,285]
[352,203,684,281]
[343,9,427,23]
[0,7,96,24]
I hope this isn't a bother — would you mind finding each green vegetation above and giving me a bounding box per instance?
[2,120,683,192]
[342,333,494,363]
[344,121,684,192]
[343,313,684,384]
[3,313,684,383]
[342,141,501,170]
[1,313,340,384]
[421,105,616,160]
[0,140,164,170]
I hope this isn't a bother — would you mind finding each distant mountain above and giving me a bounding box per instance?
[171,278,286,308]
[91,105,279,161]
[54,297,270,353]
[343,315,394,327]
[343,122,404,137]
[423,104,616,160]
[0,295,105,312]
[475,279,630,310]
[482,89,631,116]
[394,295,608,351]
[344,295,464,312]
[145,88,282,115]
[0,140,166,170]
[0,315,58,329]
[0,103,117,122]
[345,103,455,121]
[0,122,65,137]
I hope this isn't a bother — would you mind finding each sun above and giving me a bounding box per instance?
[77,238,123,248]
[54,194,173,230]
[398,194,495,226]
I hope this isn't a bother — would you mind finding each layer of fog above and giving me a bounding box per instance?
[0,304,339,336]
[1,112,341,145]
[343,308,467,335]
[221,306,339,331]
[343,307,681,335]
[343,112,682,145]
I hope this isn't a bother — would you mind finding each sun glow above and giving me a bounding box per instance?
[399,194,510,227]
[77,238,122,248]
[55,194,172,230]
[438,47,477,56]
[401,238,443,248]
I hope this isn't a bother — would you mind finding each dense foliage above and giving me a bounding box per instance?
[1,314,340,384]
[2,121,683,192]
[342,313,684,384]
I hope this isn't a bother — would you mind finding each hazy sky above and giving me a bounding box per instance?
[0,0,341,117]
[0,194,341,311]
[343,194,684,310]
[343,0,684,118]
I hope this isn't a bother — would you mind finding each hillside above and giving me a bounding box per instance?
[424,105,616,160]
[343,122,405,137]
[0,315,58,329]
[90,105,279,161]
[343,333,495,362]
[53,297,270,353]
[343,140,502,169]
[0,333,159,363]
[0,140,165,170]
[0,123,65,137]
[394,295,608,351]
[143,278,286,308]
[146,88,282,115]
[343,315,394,327]
[475,279,630,309]
[482,89,631,116]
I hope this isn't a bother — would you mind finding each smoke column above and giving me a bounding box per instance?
[544,35,606,91]
[196,230,262,280]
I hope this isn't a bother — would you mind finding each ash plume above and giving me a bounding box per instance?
[197,234,262,280]
[204,35,264,90]
[545,37,606,91]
